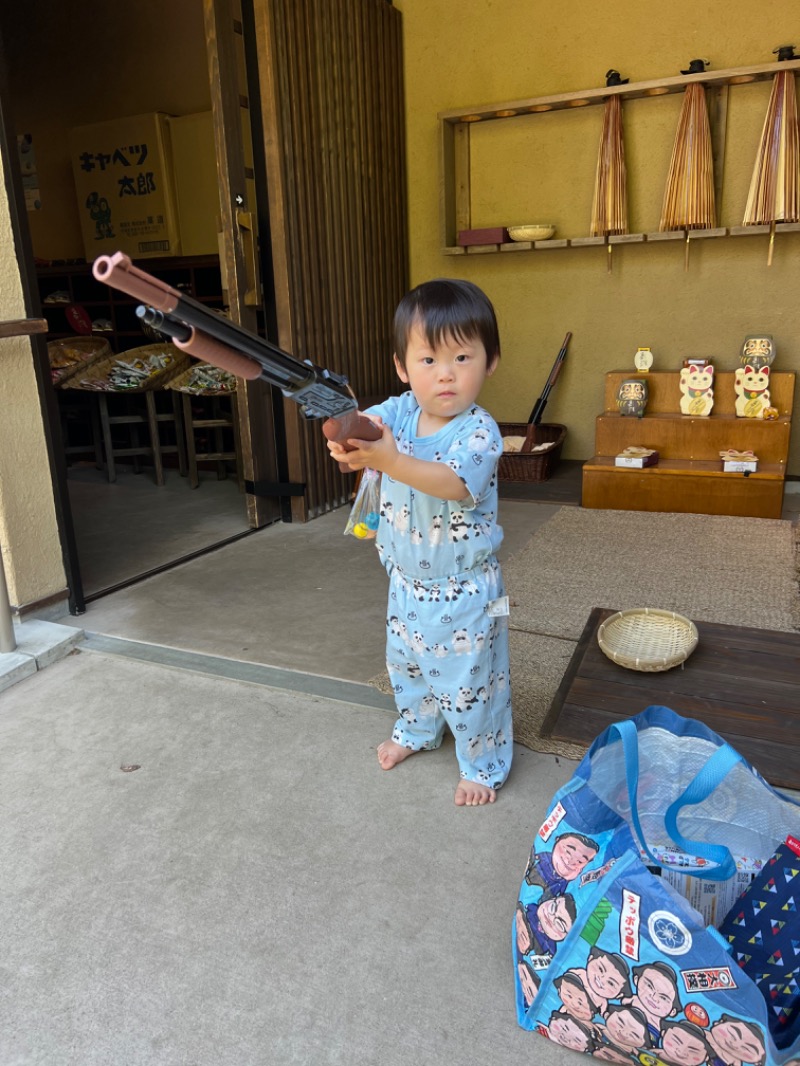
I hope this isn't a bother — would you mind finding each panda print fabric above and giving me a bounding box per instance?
[366,392,504,579]
[366,391,513,789]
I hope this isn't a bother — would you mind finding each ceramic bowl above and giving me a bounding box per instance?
[507,224,556,242]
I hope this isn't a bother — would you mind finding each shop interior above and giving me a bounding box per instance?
[6,3,254,602]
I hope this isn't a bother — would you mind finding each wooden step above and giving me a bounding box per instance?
[582,459,786,518]
[594,413,791,464]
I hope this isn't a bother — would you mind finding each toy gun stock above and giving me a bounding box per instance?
[91,252,381,460]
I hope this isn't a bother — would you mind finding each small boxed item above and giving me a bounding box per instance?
[457,227,510,246]
[720,449,758,472]
[70,112,181,260]
[615,447,659,468]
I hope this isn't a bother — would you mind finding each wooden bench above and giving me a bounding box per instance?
[541,606,800,791]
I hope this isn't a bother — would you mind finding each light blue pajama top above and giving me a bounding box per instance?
[366,391,504,579]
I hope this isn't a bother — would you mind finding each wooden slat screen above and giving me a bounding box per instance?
[254,0,407,519]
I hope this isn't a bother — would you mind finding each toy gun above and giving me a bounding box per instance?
[528,331,572,425]
[91,252,382,462]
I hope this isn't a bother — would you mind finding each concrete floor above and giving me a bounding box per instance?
[5,488,588,1065]
[5,470,797,1064]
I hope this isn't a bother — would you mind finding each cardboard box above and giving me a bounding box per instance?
[168,112,220,257]
[723,460,758,473]
[615,451,659,468]
[70,112,181,259]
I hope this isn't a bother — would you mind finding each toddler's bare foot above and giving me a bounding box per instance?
[377,739,416,770]
[455,779,497,807]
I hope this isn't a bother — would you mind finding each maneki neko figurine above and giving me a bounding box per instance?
[734,364,772,419]
[679,362,714,416]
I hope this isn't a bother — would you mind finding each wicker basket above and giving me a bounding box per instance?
[497,422,566,482]
[166,362,239,396]
[65,342,190,392]
[48,337,113,386]
[597,608,699,672]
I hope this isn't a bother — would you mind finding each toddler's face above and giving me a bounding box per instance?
[395,322,496,432]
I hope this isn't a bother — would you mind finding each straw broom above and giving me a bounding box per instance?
[742,64,800,265]
[590,93,628,273]
[659,82,716,270]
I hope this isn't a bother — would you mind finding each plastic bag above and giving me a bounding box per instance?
[344,467,381,539]
[513,706,800,1065]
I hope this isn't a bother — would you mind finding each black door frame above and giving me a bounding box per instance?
[0,26,86,615]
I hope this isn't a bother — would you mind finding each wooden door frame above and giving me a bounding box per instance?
[203,0,285,528]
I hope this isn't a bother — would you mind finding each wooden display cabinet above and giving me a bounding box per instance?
[37,255,224,354]
[582,370,795,519]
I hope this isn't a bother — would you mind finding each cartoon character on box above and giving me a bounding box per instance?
[679,364,714,416]
[734,365,771,419]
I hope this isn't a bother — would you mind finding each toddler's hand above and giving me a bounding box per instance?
[326,413,385,471]
[327,420,397,474]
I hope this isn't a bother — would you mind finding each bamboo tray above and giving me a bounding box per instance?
[48,337,112,386]
[166,362,238,396]
[597,608,699,672]
[65,343,190,392]
[497,422,566,482]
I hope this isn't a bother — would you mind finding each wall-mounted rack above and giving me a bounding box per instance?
[439,58,800,253]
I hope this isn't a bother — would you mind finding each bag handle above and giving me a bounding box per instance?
[610,719,742,882]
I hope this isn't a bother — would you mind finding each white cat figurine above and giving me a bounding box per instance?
[679,363,714,416]
[734,364,771,418]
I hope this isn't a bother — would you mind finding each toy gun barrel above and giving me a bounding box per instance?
[94,254,381,459]
[528,331,572,425]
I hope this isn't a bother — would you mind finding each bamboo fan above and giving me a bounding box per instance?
[743,47,800,266]
[591,72,629,274]
[659,65,716,270]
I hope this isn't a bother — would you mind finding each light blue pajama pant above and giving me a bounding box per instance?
[383,555,513,789]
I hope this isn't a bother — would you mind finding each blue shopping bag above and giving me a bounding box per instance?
[513,706,800,1065]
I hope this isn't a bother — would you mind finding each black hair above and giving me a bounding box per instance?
[393,278,500,367]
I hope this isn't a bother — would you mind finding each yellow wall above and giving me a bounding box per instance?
[394,0,800,472]
[0,152,66,608]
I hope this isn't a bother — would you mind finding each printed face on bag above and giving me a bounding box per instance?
[707,1016,767,1066]
[555,972,598,1022]
[583,949,632,1004]
[602,1004,652,1053]
[537,895,576,943]
[516,904,534,955]
[630,963,681,1027]
[553,833,600,881]
[517,960,540,1008]
[548,1010,596,1053]
[658,1020,712,1066]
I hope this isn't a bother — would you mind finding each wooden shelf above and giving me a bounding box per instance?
[582,370,796,519]
[584,456,787,479]
[36,256,224,356]
[443,223,800,256]
[439,57,800,252]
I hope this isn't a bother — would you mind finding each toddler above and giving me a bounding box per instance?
[326,278,513,806]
